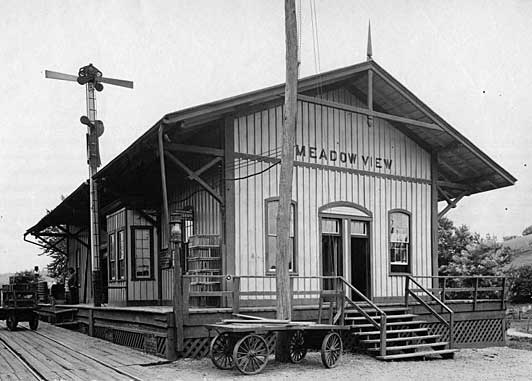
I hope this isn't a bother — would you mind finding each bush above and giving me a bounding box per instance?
[507,265,532,303]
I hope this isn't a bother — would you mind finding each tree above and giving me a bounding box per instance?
[37,224,68,281]
[438,217,479,271]
[507,265,532,303]
[441,238,512,277]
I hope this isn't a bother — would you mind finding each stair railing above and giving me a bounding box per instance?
[405,275,455,348]
[338,276,388,356]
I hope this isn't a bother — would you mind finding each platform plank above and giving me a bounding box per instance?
[0,321,164,380]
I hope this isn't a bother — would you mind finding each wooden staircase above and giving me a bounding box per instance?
[346,305,457,361]
[329,276,458,361]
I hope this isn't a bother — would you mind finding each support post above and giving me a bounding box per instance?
[442,277,447,303]
[224,116,236,277]
[88,309,94,337]
[232,276,241,315]
[448,313,454,349]
[166,313,177,361]
[431,152,439,290]
[379,314,387,357]
[473,277,479,311]
[404,276,410,308]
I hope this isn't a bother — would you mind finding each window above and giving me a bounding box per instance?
[109,233,116,281]
[117,230,125,280]
[131,227,154,279]
[265,198,296,273]
[389,211,410,273]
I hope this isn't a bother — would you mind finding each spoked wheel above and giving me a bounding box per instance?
[6,314,18,331]
[29,314,39,331]
[288,330,307,363]
[210,333,234,370]
[320,332,342,368]
[233,334,269,375]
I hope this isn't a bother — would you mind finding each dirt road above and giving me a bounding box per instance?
[150,346,532,381]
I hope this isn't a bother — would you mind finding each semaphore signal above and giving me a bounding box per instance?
[44,64,133,306]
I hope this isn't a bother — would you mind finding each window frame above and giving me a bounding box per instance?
[264,197,298,275]
[388,209,411,274]
[130,225,155,281]
[117,229,126,280]
[108,232,116,281]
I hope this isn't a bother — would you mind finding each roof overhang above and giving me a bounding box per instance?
[27,60,516,234]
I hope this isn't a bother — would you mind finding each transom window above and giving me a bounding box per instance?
[131,226,154,279]
[265,198,296,273]
[389,211,410,273]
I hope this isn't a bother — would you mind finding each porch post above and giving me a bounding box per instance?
[223,115,236,277]
[158,125,183,359]
[431,152,439,290]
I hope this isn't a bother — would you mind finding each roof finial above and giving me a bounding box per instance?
[366,20,373,61]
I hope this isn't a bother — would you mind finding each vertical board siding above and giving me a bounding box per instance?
[168,167,221,236]
[232,87,432,298]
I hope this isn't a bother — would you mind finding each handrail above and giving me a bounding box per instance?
[339,276,387,356]
[405,275,454,348]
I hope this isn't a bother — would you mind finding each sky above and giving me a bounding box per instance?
[1,0,531,273]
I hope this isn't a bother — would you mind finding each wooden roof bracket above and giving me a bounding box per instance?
[55,225,90,249]
[437,190,469,220]
[163,149,224,205]
[24,231,69,257]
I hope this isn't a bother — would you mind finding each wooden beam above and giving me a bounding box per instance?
[437,185,454,205]
[297,94,442,131]
[437,180,471,191]
[164,151,223,205]
[188,157,222,180]
[438,191,468,219]
[55,225,90,249]
[164,143,223,157]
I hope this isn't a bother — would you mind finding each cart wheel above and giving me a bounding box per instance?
[29,314,39,331]
[320,332,342,368]
[210,333,234,370]
[6,314,18,331]
[288,330,307,363]
[233,334,269,375]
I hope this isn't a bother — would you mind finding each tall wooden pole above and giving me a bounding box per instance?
[275,0,298,362]
[86,83,102,307]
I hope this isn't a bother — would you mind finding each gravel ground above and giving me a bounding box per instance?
[146,346,532,381]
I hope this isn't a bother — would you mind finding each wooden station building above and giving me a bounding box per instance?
[25,58,516,359]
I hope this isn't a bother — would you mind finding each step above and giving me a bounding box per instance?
[376,349,457,361]
[351,320,426,330]
[353,327,429,337]
[346,313,418,322]
[367,341,449,352]
[345,307,410,315]
[360,334,441,345]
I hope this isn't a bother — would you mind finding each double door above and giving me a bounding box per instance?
[321,217,370,298]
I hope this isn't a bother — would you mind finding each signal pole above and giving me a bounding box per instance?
[45,65,133,306]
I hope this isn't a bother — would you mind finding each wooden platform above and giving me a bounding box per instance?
[0,320,167,380]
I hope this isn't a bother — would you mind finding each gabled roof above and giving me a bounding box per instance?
[26,59,516,234]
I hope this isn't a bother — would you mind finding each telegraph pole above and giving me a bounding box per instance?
[45,65,133,306]
[275,0,298,361]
